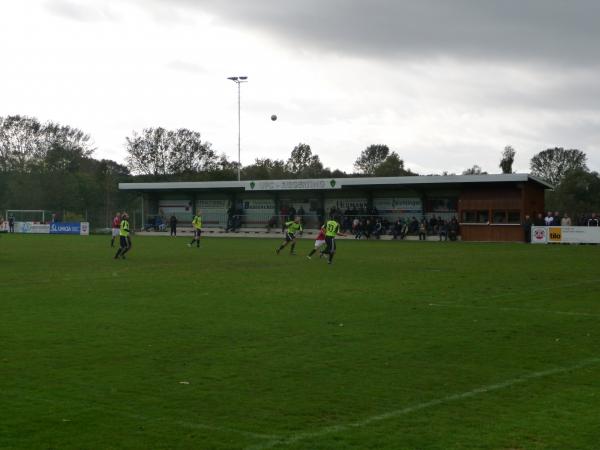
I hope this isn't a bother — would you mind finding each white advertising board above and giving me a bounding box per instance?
[242,198,275,211]
[532,226,600,244]
[531,226,548,244]
[373,197,422,213]
[14,222,50,234]
[158,200,192,215]
[196,199,229,210]
[324,198,368,211]
[80,222,90,236]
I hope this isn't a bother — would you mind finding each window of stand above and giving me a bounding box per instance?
[491,210,521,224]
[461,210,489,223]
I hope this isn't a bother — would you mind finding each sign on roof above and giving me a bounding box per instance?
[246,179,341,191]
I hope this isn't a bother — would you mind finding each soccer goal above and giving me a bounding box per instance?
[5,210,54,223]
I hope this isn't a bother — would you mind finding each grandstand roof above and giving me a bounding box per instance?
[119,173,553,192]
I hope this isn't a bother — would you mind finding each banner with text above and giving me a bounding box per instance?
[373,197,422,213]
[50,222,90,235]
[14,222,51,234]
[324,198,368,212]
[532,226,600,244]
[247,179,341,191]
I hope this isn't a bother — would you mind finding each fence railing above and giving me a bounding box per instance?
[141,212,460,234]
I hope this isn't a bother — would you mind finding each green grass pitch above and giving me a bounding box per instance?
[1,234,599,449]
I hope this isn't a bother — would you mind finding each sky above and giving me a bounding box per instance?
[1,0,599,174]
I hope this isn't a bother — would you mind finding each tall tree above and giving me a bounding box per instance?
[546,168,600,216]
[125,127,217,176]
[530,147,587,186]
[499,145,516,174]
[286,143,324,178]
[243,158,287,180]
[0,115,94,173]
[373,152,408,177]
[354,144,389,175]
[462,165,487,175]
[0,115,44,172]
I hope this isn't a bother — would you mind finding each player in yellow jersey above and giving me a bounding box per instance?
[321,215,345,265]
[114,212,131,259]
[276,216,303,255]
[188,211,202,248]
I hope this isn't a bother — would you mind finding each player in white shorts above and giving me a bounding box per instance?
[111,212,121,247]
[306,226,326,259]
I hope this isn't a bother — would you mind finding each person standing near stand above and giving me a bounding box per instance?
[169,215,178,237]
[523,214,533,244]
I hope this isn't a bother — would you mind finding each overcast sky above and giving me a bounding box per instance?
[1,0,599,174]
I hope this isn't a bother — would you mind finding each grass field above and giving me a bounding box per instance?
[1,234,599,450]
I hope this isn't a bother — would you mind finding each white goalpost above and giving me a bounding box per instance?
[5,210,52,223]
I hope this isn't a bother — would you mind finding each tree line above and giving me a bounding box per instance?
[1,114,599,226]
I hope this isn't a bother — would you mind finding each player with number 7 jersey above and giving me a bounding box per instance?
[322,216,345,264]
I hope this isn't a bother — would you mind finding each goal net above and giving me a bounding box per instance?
[5,210,54,223]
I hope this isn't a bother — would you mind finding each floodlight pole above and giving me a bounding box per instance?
[228,76,248,181]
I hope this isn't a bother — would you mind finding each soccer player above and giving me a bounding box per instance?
[114,212,131,259]
[276,216,303,255]
[322,216,345,265]
[188,211,202,248]
[307,225,326,259]
[110,212,121,248]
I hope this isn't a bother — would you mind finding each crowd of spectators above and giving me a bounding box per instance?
[325,207,460,241]
[529,211,600,227]
[524,211,599,243]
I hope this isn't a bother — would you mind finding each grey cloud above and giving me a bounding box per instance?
[166,60,208,74]
[145,0,600,66]
[44,0,116,22]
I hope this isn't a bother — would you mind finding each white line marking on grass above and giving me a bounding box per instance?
[428,302,600,318]
[15,393,278,441]
[111,409,279,440]
[245,357,600,450]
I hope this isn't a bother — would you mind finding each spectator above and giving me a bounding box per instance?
[429,216,438,234]
[373,219,383,239]
[553,211,562,226]
[363,219,372,239]
[534,213,545,226]
[448,217,459,241]
[409,217,419,234]
[169,215,178,237]
[288,206,296,221]
[438,219,448,241]
[8,215,15,233]
[561,214,572,226]
[588,213,599,227]
[523,214,532,243]
[544,211,554,226]
[391,219,402,240]
[266,215,277,232]
[418,219,427,241]
[297,206,305,225]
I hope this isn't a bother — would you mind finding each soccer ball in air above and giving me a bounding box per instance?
[271,114,277,121]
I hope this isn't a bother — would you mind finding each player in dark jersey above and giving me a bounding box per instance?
[276,216,303,255]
